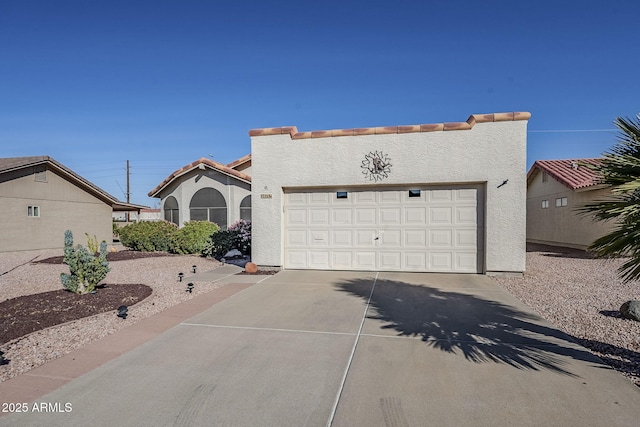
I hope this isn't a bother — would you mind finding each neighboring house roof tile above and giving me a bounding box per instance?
[0,156,146,211]
[148,157,252,198]
[248,112,531,139]
[226,154,251,169]
[527,158,603,190]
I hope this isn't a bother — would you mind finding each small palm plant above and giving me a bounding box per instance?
[580,114,640,282]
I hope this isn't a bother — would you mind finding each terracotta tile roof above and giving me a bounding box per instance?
[226,154,251,169]
[148,157,252,198]
[527,158,603,190]
[248,112,531,139]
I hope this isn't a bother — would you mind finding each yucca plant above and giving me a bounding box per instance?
[580,114,640,282]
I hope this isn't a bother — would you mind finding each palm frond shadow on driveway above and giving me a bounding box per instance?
[336,279,603,377]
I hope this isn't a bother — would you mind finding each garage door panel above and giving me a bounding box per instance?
[405,207,426,224]
[430,252,453,271]
[380,191,401,203]
[287,209,307,225]
[286,251,308,269]
[379,252,402,269]
[430,207,453,225]
[332,252,353,269]
[380,229,401,246]
[287,193,307,205]
[456,188,477,200]
[456,229,476,247]
[354,192,375,203]
[456,253,477,271]
[405,229,426,246]
[456,207,476,224]
[284,186,481,273]
[430,229,452,247]
[355,208,376,225]
[309,230,329,246]
[355,252,376,269]
[309,251,330,269]
[310,192,330,204]
[287,230,307,246]
[309,209,330,225]
[430,189,453,202]
[380,208,401,225]
[332,209,352,225]
[355,230,376,246]
[404,252,427,270]
[333,230,352,246]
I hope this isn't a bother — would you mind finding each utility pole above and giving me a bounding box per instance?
[126,160,131,222]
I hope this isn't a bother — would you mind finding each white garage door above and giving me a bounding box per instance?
[284,185,483,273]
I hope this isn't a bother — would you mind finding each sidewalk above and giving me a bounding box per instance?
[0,264,266,408]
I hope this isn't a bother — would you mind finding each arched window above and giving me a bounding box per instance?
[190,188,227,228]
[240,195,251,221]
[164,196,179,225]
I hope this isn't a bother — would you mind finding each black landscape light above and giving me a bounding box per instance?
[178,272,184,282]
[192,265,197,273]
[117,305,128,319]
[186,283,194,293]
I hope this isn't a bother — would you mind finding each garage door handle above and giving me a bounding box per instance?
[374,237,379,240]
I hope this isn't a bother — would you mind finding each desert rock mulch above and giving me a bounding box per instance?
[34,250,176,264]
[0,283,152,345]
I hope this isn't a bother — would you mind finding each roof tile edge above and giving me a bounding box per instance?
[248,112,531,139]
[148,157,251,198]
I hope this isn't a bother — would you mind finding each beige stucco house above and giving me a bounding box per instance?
[148,155,251,228]
[526,158,613,249]
[249,112,530,275]
[0,156,145,252]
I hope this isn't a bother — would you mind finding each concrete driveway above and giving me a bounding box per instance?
[2,270,640,426]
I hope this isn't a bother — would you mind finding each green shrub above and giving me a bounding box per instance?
[60,230,111,294]
[202,220,251,258]
[118,221,178,252]
[202,229,236,258]
[170,221,220,254]
[112,221,120,238]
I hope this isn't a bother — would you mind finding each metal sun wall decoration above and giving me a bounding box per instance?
[361,151,392,182]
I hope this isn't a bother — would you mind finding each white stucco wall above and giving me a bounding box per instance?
[251,117,529,273]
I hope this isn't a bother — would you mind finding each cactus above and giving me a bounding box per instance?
[85,233,99,253]
[60,230,111,294]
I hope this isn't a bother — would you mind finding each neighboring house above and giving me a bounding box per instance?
[0,156,146,252]
[526,158,613,250]
[112,208,162,222]
[148,156,251,228]
[249,112,530,274]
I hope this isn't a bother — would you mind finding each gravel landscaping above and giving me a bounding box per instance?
[493,243,640,386]
[2,243,640,388]
[0,246,225,382]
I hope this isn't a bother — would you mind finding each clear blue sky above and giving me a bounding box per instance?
[2,0,638,206]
